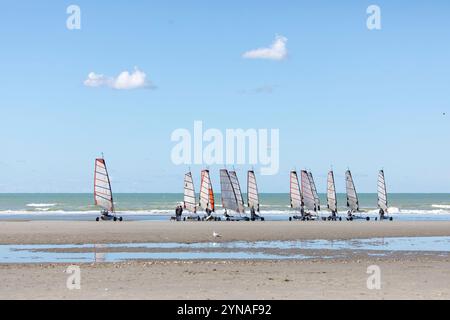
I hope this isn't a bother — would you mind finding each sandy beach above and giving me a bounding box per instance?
[0,221,449,300]
[1,221,450,244]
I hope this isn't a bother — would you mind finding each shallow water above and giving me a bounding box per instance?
[0,236,449,263]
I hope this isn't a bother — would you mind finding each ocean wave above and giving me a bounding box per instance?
[432,204,450,209]
[365,208,450,215]
[0,209,174,216]
[26,203,57,207]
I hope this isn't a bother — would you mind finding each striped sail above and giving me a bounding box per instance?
[94,158,114,212]
[183,172,197,213]
[229,171,245,213]
[308,171,321,211]
[199,170,215,212]
[346,170,359,211]
[247,170,259,212]
[301,170,316,212]
[327,171,337,212]
[290,171,302,210]
[377,170,388,212]
[220,169,240,213]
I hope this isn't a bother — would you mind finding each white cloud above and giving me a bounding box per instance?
[84,72,109,87]
[242,35,288,61]
[239,85,277,95]
[84,67,153,90]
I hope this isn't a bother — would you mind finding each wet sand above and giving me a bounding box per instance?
[0,255,449,300]
[1,221,450,245]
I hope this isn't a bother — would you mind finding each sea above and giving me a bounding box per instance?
[0,193,449,221]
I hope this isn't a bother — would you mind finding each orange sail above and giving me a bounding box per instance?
[199,170,215,212]
[209,186,215,212]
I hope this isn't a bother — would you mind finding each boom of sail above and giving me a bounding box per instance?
[229,171,245,213]
[199,170,215,212]
[308,171,321,211]
[94,158,114,212]
[327,171,338,213]
[184,172,197,213]
[377,170,388,212]
[247,170,259,212]
[301,170,316,212]
[290,171,302,210]
[220,169,241,213]
[346,170,359,212]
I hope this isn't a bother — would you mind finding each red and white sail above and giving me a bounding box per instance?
[346,170,359,212]
[290,171,302,210]
[327,171,338,213]
[301,170,316,212]
[247,170,260,212]
[184,172,197,213]
[199,170,215,212]
[229,171,245,213]
[377,170,388,212]
[94,158,114,212]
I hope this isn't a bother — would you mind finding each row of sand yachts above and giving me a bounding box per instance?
[93,156,392,222]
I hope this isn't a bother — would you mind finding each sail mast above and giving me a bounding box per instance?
[247,170,260,212]
[199,170,215,212]
[308,171,321,211]
[327,170,337,212]
[377,170,388,212]
[290,171,302,211]
[94,157,114,213]
[346,170,359,212]
[229,171,245,214]
[301,170,316,212]
[184,172,197,213]
[220,169,240,213]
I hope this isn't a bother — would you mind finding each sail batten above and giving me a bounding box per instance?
[94,158,114,212]
[327,171,337,212]
[184,172,197,213]
[346,170,359,211]
[247,170,259,212]
[199,170,215,212]
[220,169,240,213]
[301,170,316,212]
[377,170,388,212]
[229,171,245,213]
[290,171,302,210]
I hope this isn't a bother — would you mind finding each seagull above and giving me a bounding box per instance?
[213,231,221,238]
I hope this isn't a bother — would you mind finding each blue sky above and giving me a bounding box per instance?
[0,0,449,193]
